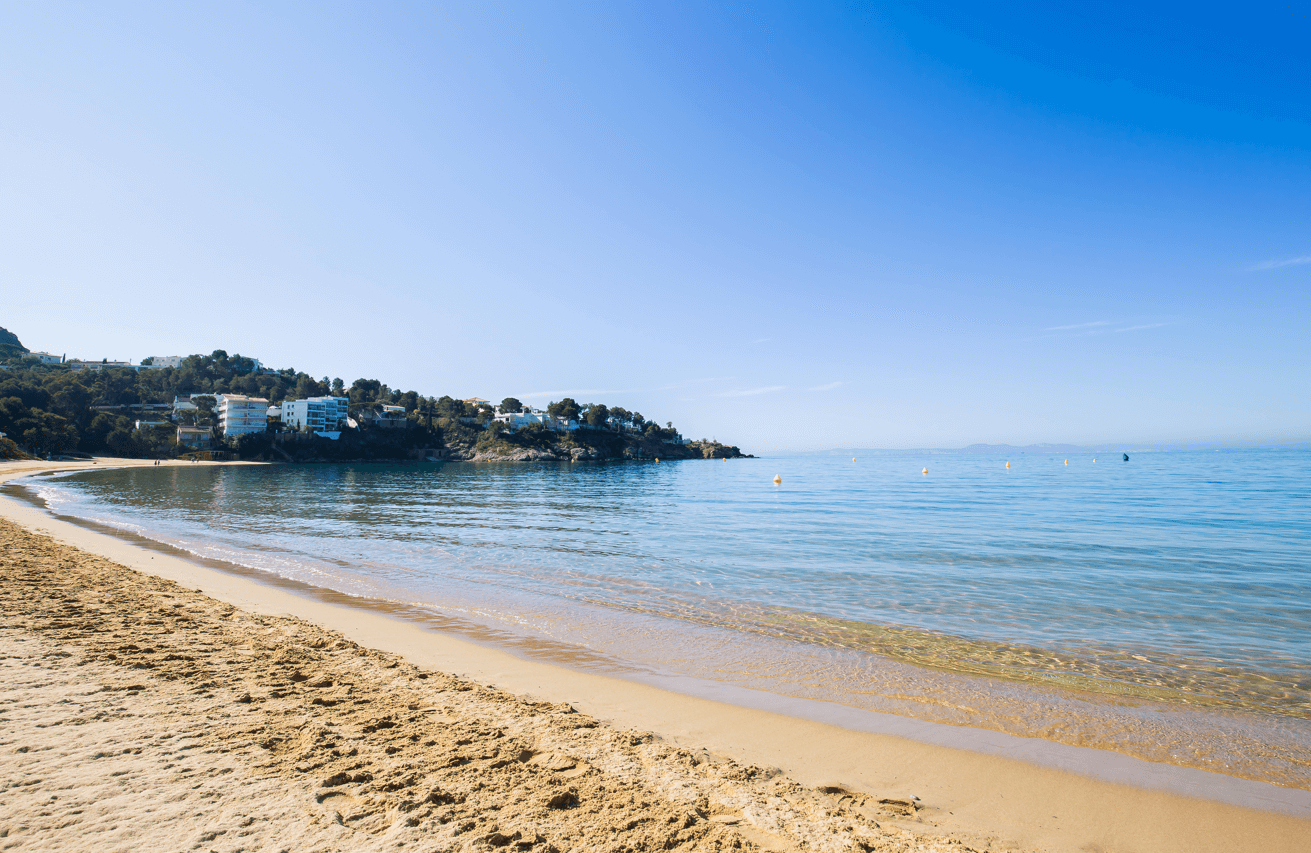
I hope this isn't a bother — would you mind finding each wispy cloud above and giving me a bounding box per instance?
[1046,320,1113,331]
[1250,255,1311,271]
[520,389,607,399]
[1044,318,1173,336]
[654,376,734,391]
[521,377,736,400]
[721,385,786,397]
[808,381,843,392]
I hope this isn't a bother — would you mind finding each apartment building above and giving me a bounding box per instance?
[281,396,350,436]
[217,394,270,437]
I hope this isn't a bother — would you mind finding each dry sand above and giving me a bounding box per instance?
[2,459,1309,853]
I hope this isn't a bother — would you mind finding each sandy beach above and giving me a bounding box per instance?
[2,459,1309,853]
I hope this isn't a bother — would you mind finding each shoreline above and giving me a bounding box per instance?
[2,458,1309,852]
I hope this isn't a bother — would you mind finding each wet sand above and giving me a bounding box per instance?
[2,458,1309,852]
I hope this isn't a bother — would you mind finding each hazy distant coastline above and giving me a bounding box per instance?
[798,441,1311,457]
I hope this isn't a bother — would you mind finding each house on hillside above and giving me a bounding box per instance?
[493,409,550,432]
[143,356,184,369]
[176,427,212,449]
[30,352,64,365]
[66,358,133,371]
[358,404,408,429]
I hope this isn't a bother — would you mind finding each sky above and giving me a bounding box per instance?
[2,1,1308,452]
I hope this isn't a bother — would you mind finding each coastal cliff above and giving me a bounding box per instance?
[246,426,748,464]
[0,339,749,463]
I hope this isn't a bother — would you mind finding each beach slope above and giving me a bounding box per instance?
[0,517,994,853]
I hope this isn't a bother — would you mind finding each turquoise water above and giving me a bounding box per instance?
[22,451,1311,785]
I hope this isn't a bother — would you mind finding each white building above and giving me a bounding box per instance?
[282,396,350,437]
[144,356,185,369]
[361,404,407,428]
[493,406,578,433]
[217,394,270,437]
[493,410,546,431]
[66,358,133,370]
[30,352,64,365]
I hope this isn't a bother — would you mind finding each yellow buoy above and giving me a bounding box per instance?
[655,457,660,462]
[922,467,928,475]
[1064,459,1068,465]
[723,457,727,462]
[1005,461,1011,469]
[1093,458,1097,463]
[852,457,857,462]
[773,474,782,484]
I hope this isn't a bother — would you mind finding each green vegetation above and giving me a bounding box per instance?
[0,325,747,462]
[0,328,26,361]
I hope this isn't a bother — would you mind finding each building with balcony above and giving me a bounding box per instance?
[176,426,212,449]
[281,396,350,438]
[217,394,270,437]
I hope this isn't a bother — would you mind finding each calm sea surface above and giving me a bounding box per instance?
[21,452,1311,786]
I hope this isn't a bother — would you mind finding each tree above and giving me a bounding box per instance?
[20,409,78,456]
[349,378,383,405]
[191,395,217,426]
[331,377,345,396]
[434,396,466,420]
[295,374,323,400]
[0,396,28,435]
[585,404,609,428]
[106,427,141,457]
[0,326,27,361]
[82,413,128,450]
[500,397,523,414]
[547,398,580,422]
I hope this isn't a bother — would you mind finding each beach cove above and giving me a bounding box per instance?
[1,458,1308,852]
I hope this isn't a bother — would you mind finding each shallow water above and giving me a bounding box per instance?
[22,451,1311,787]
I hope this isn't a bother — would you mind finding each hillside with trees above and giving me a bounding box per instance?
[0,327,747,462]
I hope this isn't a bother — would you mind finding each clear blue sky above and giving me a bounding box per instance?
[3,2,1308,451]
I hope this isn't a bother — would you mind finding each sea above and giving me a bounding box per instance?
[12,451,1311,790]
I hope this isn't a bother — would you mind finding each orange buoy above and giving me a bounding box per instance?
[922,467,928,475]
[1005,461,1011,469]
[773,474,782,484]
